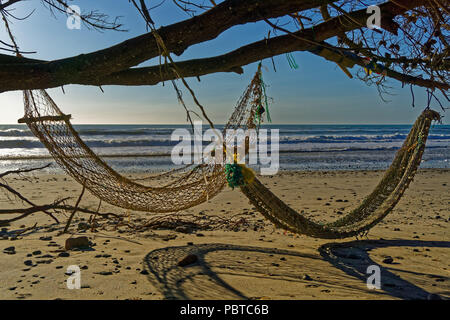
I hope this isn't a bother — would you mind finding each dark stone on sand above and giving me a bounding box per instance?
[32,250,42,256]
[178,254,198,267]
[382,256,394,264]
[58,252,70,258]
[175,226,191,234]
[303,274,313,281]
[65,236,90,250]
[39,236,52,241]
[97,271,113,276]
[24,260,33,266]
[77,222,90,230]
[140,270,149,275]
[3,246,15,254]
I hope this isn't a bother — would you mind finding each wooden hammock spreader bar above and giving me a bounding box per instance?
[18,114,72,124]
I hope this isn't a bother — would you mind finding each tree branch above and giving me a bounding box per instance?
[1,0,441,91]
[0,0,22,11]
[92,37,449,91]
[0,0,340,92]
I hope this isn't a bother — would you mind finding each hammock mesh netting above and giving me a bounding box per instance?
[241,109,440,238]
[19,66,441,238]
[19,68,265,213]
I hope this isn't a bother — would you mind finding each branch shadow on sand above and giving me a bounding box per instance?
[142,241,449,300]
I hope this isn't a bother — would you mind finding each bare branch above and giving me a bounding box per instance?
[0,0,342,92]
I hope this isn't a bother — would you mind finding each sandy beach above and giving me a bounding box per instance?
[0,169,448,300]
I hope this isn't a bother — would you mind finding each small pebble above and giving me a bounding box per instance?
[382,256,394,264]
[178,254,198,267]
[24,260,33,266]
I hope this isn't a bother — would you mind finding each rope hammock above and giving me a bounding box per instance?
[239,109,440,239]
[17,67,265,213]
[19,66,440,239]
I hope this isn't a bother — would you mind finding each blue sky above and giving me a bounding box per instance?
[0,0,447,124]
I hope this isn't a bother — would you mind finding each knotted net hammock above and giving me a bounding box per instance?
[19,66,440,238]
[18,68,265,213]
[240,109,440,239]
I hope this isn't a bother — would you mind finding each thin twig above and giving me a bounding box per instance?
[62,181,86,233]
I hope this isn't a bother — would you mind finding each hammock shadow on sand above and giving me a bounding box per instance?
[319,239,450,300]
[142,241,448,300]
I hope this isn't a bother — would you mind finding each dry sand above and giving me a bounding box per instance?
[0,169,448,300]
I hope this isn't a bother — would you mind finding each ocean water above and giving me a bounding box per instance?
[0,124,448,173]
